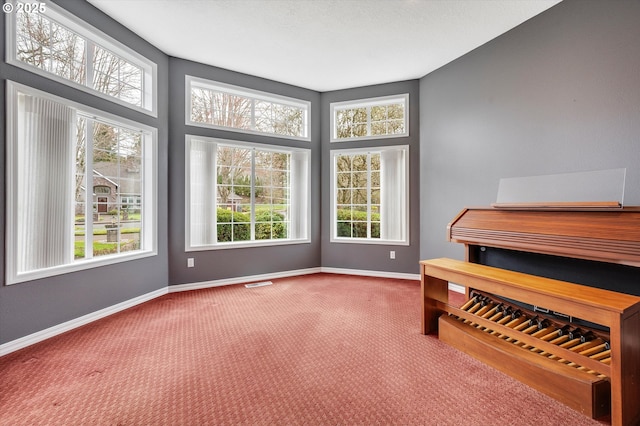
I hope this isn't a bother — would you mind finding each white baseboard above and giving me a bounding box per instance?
[169,267,419,294]
[0,288,167,357]
[168,267,322,293]
[320,267,420,281]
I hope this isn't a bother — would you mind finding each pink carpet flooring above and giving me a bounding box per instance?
[0,274,607,425]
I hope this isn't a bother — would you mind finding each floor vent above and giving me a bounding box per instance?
[245,281,273,289]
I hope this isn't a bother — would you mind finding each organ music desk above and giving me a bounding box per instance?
[420,206,640,426]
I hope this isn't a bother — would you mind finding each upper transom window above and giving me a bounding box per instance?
[6,1,157,116]
[330,94,409,142]
[186,76,311,141]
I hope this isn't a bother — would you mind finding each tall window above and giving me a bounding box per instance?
[187,76,310,141]
[330,146,409,244]
[186,136,310,250]
[330,94,409,142]
[6,1,157,115]
[6,82,157,284]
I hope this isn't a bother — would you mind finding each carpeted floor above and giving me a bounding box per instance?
[0,274,606,425]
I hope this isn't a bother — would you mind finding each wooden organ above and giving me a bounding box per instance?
[420,206,640,426]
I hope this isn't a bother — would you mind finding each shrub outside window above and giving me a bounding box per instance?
[6,82,157,284]
[330,145,409,245]
[330,94,409,142]
[186,136,310,250]
[187,76,310,141]
[6,1,157,116]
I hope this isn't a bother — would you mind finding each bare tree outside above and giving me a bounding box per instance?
[16,11,86,84]
[191,86,305,139]
[191,88,253,130]
[15,10,143,106]
[335,102,405,140]
[93,46,143,107]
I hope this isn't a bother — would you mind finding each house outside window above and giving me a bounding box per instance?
[6,82,157,284]
[330,94,409,142]
[330,145,409,245]
[186,136,310,250]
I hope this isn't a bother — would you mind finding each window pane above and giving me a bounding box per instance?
[352,222,367,238]
[215,92,252,129]
[352,172,367,188]
[50,22,86,84]
[337,221,352,238]
[353,189,367,205]
[352,154,366,170]
[388,120,405,134]
[388,103,404,119]
[93,46,143,107]
[371,189,380,204]
[335,172,349,189]
[337,189,351,204]
[371,171,380,187]
[190,88,211,123]
[353,124,367,138]
[371,122,385,136]
[371,222,381,239]
[371,105,386,121]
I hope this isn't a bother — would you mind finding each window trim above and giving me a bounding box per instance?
[185,75,311,141]
[5,0,158,117]
[330,145,410,245]
[185,135,311,251]
[6,81,158,285]
[330,94,409,142]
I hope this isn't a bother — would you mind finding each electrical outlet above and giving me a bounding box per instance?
[187,258,195,268]
[390,250,395,259]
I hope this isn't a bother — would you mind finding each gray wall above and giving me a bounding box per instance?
[321,81,421,274]
[0,0,169,344]
[167,58,321,285]
[420,0,640,262]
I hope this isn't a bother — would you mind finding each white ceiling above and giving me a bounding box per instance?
[88,0,561,92]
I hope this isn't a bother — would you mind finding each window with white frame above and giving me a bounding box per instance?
[330,145,409,244]
[6,82,157,284]
[6,1,157,115]
[330,94,408,142]
[187,76,310,140]
[186,136,310,250]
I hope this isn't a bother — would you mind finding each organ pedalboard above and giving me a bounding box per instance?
[421,206,640,426]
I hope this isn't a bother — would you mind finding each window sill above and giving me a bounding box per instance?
[186,238,311,251]
[7,249,157,285]
[330,238,409,246]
